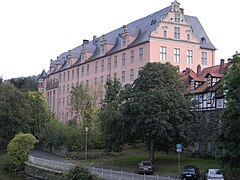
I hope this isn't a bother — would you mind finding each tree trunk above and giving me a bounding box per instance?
[149,139,155,162]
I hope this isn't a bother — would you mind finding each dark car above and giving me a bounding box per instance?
[138,161,154,174]
[180,165,200,180]
[204,169,224,180]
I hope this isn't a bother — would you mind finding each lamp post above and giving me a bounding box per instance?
[85,127,89,160]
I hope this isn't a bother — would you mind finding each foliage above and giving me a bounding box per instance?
[70,83,100,128]
[98,78,126,151]
[8,76,38,91]
[65,166,98,180]
[217,54,240,168]
[27,91,52,138]
[0,84,32,151]
[98,62,194,161]
[6,133,38,171]
[39,119,104,152]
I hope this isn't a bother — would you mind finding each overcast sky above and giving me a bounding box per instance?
[0,0,239,80]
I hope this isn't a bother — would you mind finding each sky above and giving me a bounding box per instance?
[0,0,239,80]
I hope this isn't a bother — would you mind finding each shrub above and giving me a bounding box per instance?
[65,166,97,180]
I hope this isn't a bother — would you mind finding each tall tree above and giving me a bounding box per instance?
[70,83,100,127]
[124,62,194,161]
[0,84,32,151]
[217,54,240,168]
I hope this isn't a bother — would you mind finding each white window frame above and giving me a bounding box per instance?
[174,48,180,63]
[187,50,193,64]
[174,27,180,40]
[160,46,167,62]
[201,52,208,66]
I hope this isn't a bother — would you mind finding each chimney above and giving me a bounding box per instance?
[83,39,89,44]
[219,59,225,74]
[197,65,201,76]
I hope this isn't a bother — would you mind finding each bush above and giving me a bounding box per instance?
[0,154,13,171]
[65,166,98,180]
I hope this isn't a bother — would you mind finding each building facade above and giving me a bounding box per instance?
[180,59,230,157]
[39,1,216,121]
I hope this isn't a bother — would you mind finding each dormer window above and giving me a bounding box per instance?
[122,36,127,47]
[101,44,105,55]
[174,13,180,23]
[207,75,212,87]
[162,26,168,38]
[81,54,85,62]
[67,61,70,67]
[187,33,190,41]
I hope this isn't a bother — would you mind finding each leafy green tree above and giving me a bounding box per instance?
[0,84,32,151]
[70,84,100,128]
[66,166,97,180]
[123,62,194,161]
[7,133,38,171]
[27,91,52,138]
[98,78,127,151]
[217,54,240,168]
[9,76,38,91]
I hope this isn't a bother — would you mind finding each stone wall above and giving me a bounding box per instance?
[191,109,223,157]
[24,162,65,180]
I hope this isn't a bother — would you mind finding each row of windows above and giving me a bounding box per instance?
[58,48,143,83]
[58,68,138,97]
[163,26,191,41]
[160,46,207,65]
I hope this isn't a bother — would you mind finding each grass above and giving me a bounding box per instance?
[94,148,220,176]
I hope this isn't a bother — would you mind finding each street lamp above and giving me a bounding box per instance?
[85,127,89,160]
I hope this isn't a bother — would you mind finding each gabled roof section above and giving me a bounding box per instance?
[185,16,216,50]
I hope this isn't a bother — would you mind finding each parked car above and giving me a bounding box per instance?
[204,169,224,180]
[138,161,154,174]
[180,165,200,180]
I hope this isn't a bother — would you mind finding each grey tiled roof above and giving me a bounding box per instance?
[185,15,216,50]
[48,4,216,75]
[39,70,47,79]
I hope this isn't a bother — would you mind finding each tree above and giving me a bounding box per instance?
[123,62,194,161]
[70,83,100,128]
[27,91,52,138]
[7,133,38,171]
[217,54,240,168]
[0,84,32,151]
[98,78,127,151]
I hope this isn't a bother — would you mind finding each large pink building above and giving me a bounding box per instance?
[39,1,216,121]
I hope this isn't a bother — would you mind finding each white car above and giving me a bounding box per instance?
[204,169,224,180]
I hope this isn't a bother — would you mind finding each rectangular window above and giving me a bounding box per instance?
[160,46,167,62]
[130,50,134,64]
[100,76,104,89]
[107,57,111,71]
[163,30,167,38]
[139,47,143,61]
[107,74,110,81]
[174,27,180,40]
[94,77,97,88]
[59,98,61,106]
[87,64,90,76]
[122,71,125,84]
[59,86,61,95]
[62,97,65,106]
[174,13,180,23]
[63,72,66,82]
[67,84,69,93]
[174,48,180,63]
[95,61,98,74]
[201,52,208,66]
[86,80,89,88]
[81,66,84,77]
[114,72,117,79]
[67,71,70,81]
[72,69,74,79]
[67,97,69,106]
[122,53,126,67]
[187,50,193,64]
[63,85,65,95]
[114,55,118,68]
[130,69,134,82]
[101,59,104,72]
[217,99,223,108]
[187,33,190,41]
[76,68,79,78]
[59,73,62,83]
[123,36,126,47]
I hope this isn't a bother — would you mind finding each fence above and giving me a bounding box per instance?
[89,167,178,180]
[28,155,75,171]
[28,155,178,180]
